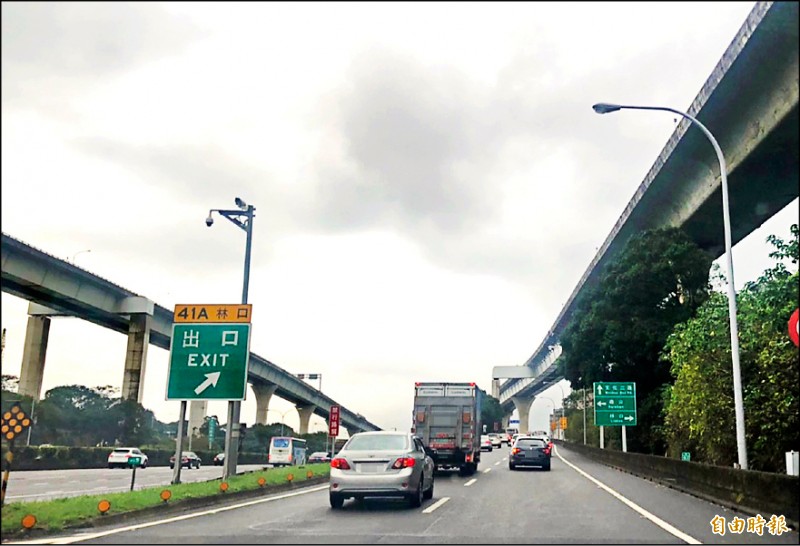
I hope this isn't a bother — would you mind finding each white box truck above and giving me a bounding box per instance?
[411,382,483,475]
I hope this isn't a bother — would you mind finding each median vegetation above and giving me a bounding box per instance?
[1,463,330,539]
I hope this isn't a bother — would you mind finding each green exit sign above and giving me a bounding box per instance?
[167,323,251,400]
[594,382,637,426]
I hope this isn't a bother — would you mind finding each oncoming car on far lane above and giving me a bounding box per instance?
[329,431,435,509]
[308,451,331,463]
[107,447,148,469]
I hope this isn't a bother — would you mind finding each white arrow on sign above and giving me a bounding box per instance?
[597,401,606,407]
[194,372,222,395]
[624,415,634,422]
[597,385,603,394]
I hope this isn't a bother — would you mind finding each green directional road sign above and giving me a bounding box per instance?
[594,382,637,426]
[167,323,251,400]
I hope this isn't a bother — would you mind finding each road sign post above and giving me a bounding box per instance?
[329,405,340,456]
[593,382,637,427]
[168,303,253,483]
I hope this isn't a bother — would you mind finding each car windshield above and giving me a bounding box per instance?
[112,449,130,454]
[345,434,408,451]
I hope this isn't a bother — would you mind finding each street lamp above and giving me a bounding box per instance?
[593,102,747,469]
[71,249,91,263]
[207,197,256,480]
[535,396,557,438]
[266,408,294,436]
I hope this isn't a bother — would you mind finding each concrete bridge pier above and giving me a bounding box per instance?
[17,316,51,400]
[188,400,207,437]
[121,313,152,403]
[296,405,317,435]
[253,383,278,425]
[511,395,535,434]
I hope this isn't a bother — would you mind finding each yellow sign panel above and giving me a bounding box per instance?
[560,417,568,430]
[173,304,252,323]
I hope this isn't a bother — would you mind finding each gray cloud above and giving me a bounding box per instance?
[2,3,205,115]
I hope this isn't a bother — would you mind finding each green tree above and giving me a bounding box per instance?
[663,224,799,471]
[561,227,714,454]
[481,394,505,433]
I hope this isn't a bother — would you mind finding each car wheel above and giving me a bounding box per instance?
[544,463,551,471]
[423,475,434,500]
[196,462,201,469]
[509,463,516,471]
[409,480,423,508]
[329,492,344,509]
[108,464,114,469]
[141,461,147,469]
[169,464,174,469]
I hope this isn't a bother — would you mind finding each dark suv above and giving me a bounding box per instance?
[509,437,551,471]
[170,451,202,469]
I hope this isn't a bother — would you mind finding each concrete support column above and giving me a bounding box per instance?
[189,401,208,436]
[491,379,501,399]
[502,414,510,429]
[18,316,51,400]
[296,405,317,435]
[121,313,151,403]
[511,395,535,435]
[252,383,278,425]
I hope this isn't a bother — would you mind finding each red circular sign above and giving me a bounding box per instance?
[789,308,800,347]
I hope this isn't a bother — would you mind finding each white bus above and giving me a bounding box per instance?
[268,436,307,467]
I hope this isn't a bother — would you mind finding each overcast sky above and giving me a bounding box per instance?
[2,2,797,436]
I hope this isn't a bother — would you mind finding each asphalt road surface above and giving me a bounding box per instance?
[6,444,797,544]
[4,464,267,503]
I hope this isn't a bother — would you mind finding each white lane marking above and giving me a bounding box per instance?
[556,449,701,544]
[422,496,450,514]
[464,478,477,487]
[3,484,330,545]
[494,461,500,466]
[482,468,491,474]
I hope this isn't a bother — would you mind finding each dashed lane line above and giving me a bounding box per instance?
[422,496,450,514]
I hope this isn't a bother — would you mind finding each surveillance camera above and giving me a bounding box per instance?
[205,216,214,227]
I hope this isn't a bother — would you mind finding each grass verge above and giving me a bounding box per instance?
[2,464,330,539]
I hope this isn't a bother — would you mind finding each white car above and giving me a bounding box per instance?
[107,447,148,469]
[480,435,493,452]
[488,434,502,448]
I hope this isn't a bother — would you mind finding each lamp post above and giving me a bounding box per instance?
[206,197,256,480]
[71,249,91,263]
[535,396,557,438]
[592,102,747,470]
[266,408,294,437]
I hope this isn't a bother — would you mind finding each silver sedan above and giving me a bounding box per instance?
[329,431,435,509]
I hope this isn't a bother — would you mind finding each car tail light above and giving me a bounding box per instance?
[391,457,416,469]
[331,458,351,470]
[543,448,551,456]
[511,448,521,455]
